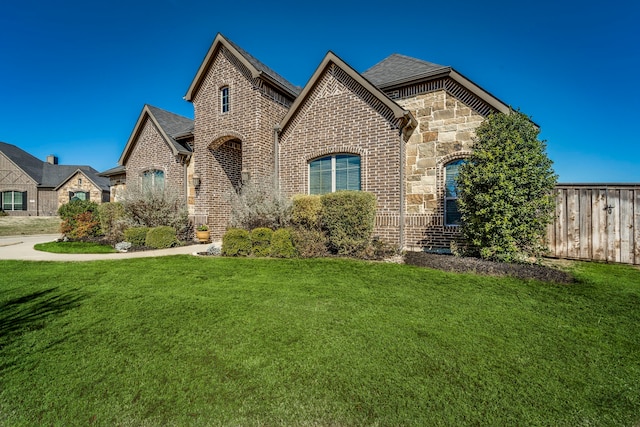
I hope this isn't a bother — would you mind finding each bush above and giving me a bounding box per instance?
[456,109,557,262]
[291,228,329,258]
[270,228,297,258]
[221,228,251,256]
[145,226,179,249]
[321,191,376,256]
[58,199,100,239]
[251,227,273,257]
[98,202,127,242]
[119,185,190,241]
[123,227,150,246]
[291,195,323,231]
[227,177,292,230]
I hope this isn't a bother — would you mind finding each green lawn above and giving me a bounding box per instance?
[34,241,117,254]
[1,257,638,426]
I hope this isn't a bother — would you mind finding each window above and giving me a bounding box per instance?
[142,169,165,191]
[69,191,89,202]
[1,191,27,211]
[221,86,230,113]
[444,159,465,226]
[309,154,361,195]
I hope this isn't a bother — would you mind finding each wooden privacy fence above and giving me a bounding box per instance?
[547,184,640,265]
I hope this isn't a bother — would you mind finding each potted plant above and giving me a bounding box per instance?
[196,224,210,243]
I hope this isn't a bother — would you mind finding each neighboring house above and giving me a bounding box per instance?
[106,33,513,250]
[0,142,110,216]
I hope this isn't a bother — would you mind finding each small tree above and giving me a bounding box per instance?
[456,109,557,262]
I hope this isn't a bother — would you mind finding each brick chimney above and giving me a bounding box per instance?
[46,155,58,165]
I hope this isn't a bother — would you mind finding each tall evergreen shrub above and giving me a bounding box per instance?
[456,109,557,262]
[321,191,376,256]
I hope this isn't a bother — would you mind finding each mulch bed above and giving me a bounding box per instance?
[404,251,574,284]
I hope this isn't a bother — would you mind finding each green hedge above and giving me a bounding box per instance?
[270,228,297,258]
[321,191,376,256]
[145,226,178,249]
[124,227,150,246]
[251,227,273,257]
[222,228,252,256]
[291,195,323,231]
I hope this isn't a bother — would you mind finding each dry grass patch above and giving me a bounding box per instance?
[0,216,61,236]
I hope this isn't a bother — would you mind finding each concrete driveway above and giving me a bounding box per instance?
[0,234,210,261]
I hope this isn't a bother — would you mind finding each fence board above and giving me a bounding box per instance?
[548,185,640,265]
[579,188,592,260]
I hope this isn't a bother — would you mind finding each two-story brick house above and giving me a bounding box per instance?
[108,33,512,250]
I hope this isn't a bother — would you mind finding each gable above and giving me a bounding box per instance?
[119,105,192,166]
[0,142,43,184]
[184,33,299,104]
[363,54,510,117]
[280,52,416,142]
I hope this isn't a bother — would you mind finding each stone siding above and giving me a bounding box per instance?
[56,171,105,206]
[398,89,486,249]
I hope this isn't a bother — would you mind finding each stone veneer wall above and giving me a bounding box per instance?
[125,118,187,200]
[190,45,291,239]
[56,171,105,207]
[279,64,404,244]
[397,89,486,250]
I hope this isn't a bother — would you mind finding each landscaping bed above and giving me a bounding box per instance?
[404,251,574,283]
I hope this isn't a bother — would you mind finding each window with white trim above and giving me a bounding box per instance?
[142,169,165,191]
[221,86,230,113]
[309,154,361,195]
[1,190,27,211]
[444,159,465,226]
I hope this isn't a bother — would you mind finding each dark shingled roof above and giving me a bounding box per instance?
[362,54,451,89]
[225,37,301,97]
[146,105,194,154]
[0,141,45,183]
[0,141,109,190]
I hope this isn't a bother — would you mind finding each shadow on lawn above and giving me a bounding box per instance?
[0,288,85,367]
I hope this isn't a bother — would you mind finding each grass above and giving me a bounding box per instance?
[0,216,61,236]
[33,241,117,254]
[0,256,639,426]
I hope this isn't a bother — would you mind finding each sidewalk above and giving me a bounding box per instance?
[0,234,215,262]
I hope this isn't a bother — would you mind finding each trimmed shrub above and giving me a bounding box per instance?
[291,228,329,258]
[291,195,323,231]
[221,228,251,256]
[321,191,376,256]
[145,226,179,249]
[270,228,297,258]
[251,227,273,257]
[123,227,150,246]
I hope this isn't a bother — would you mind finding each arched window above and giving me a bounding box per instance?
[444,159,465,226]
[142,169,165,191]
[1,191,27,211]
[220,86,230,113]
[309,154,361,195]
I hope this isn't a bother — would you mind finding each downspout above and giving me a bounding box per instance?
[273,125,281,190]
[398,111,416,251]
[399,126,406,251]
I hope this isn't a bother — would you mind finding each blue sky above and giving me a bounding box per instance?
[1,0,638,182]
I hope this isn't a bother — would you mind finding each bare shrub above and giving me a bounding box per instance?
[227,177,292,230]
[119,185,191,241]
